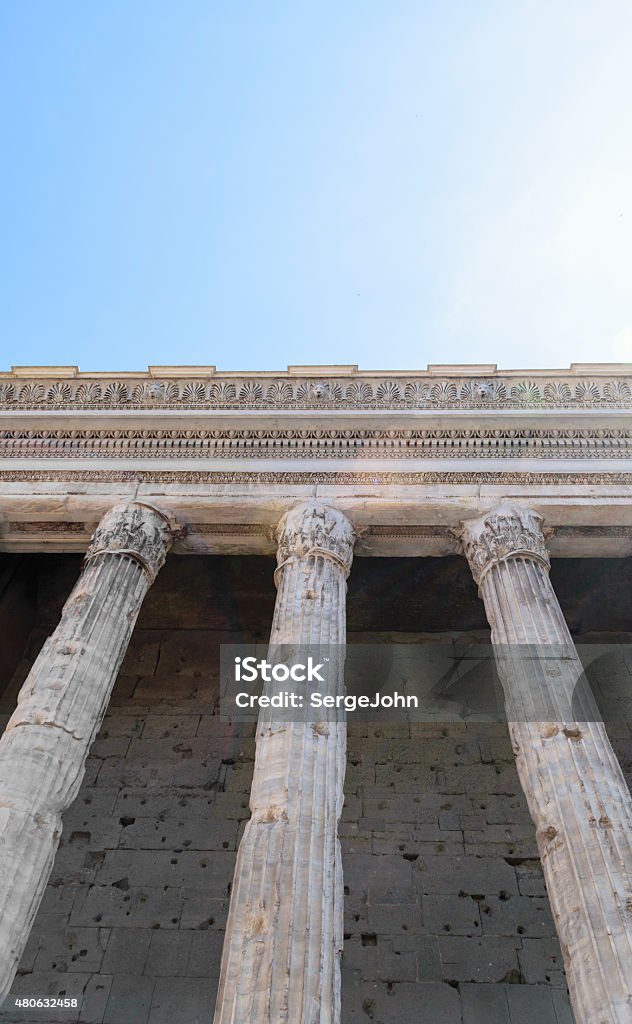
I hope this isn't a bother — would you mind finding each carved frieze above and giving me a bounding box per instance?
[1,369,631,410]
[1,469,632,486]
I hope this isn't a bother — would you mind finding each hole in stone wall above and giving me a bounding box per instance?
[69,831,90,846]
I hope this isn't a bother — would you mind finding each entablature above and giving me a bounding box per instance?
[1,365,632,557]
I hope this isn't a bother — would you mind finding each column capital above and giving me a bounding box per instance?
[459,503,550,585]
[85,501,183,582]
[275,500,355,584]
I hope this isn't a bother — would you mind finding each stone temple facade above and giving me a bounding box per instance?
[0,362,632,1024]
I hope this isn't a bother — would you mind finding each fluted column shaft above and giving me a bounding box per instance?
[214,500,355,1024]
[461,503,632,1024]
[0,501,180,1001]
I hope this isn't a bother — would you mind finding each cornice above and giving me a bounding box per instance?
[1,426,631,460]
[1,364,632,411]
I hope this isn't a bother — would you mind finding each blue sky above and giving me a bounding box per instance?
[1,1,631,373]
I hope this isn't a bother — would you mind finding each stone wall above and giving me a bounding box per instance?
[1,553,631,1023]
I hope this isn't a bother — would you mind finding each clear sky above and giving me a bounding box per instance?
[1,1,631,373]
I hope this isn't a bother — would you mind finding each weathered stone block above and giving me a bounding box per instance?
[180,894,229,932]
[366,900,422,934]
[33,926,109,974]
[144,930,193,978]
[101,928,151,975]
[95,850,233,893]
[460,983,511,1024]
[413,855,519,896]
[97,714,145,738]
[342,937,417,982]
[60,810,121,850]
[71,887,183,930]
[148,977,217,1024]
[479,896,555,939]
[343,853,413,899]
[438,935,520,983]
[505,983,560,1024]
[513,859,547,897]
[117,816,238,853]
[90,737,133,760]
[118,632,161,676]
[464,823,539,859]
[79,974,114,1024]
[340,979,461,1024]
[422,894,482,936]
[551,988,576,1024]
[518,937,567,986]
[187,931,225,978]
[113,791,216,820]
[142,715,201,738]
[103,975,154,1024]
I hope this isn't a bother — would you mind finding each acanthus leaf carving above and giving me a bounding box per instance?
[266,381,294,403]
[511,381,542,404]
[75,383,102,403]
[376,381,402,403]
[84,501,183,581]
[431,381,458,403]
[103,382,130,404]
[603,380,631,402]
[19,383,44,404]
[239,381,264,403]
[575,381,600,402]
[459,503,551,585]
[404,381,431,404]
[275,500,356,581]
[543,382,572,404]
[209,382,236,403]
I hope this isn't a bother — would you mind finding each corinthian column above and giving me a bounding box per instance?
[214,500,355,1024]
[0,500,181,1002]
[460,503,632,1024]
